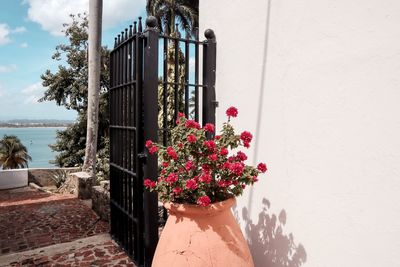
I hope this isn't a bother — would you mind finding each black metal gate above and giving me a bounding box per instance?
[109,16,216,267]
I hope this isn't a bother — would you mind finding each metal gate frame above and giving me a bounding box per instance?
[109,16,216,267]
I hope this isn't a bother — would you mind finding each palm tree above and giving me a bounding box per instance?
[146,0,198,37]
[0,135,32,169]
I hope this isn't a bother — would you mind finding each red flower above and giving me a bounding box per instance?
[226,106,238,118]
[162,161,169,168]
[217,180,227,188]
[185,160,194,171]
[236,151,247,161]
[243,142,250,148]
[228,156,236,162]
[186,179,198,190]
[219,147,228,156]
[172,187,183,195]
[144,179,156,188]
[215,135,221,140]
[203,140,216,151]
[197,195,211,206]
[240,131,253,144]
[204,123,215,133]
[257,163,267,173]
[208,154,218,161]
[176,112,185,124]
[185,120,201,129]
[229,162,245,176]
[222,162,231,169]
[199,172,212,183]
[149,146,158,154]
[165,173,178,184]
[202,164,210,172]
[145,140,153,148]
[252,176,259,182]
[187,134,197,143]
[177,142,184,149]
[166,146,178,160]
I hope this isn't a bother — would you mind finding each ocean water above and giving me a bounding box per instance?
[0,127,65,168]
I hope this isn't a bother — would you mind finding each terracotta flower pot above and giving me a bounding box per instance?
[152,198,254,267]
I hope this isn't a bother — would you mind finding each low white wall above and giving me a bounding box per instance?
[201,0,400,266]
[0,169,28,190]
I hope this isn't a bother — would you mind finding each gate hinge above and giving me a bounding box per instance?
[213,100,219,107]
[137,152,147,163]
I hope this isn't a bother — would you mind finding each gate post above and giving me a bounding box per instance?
[142,16,159,266]
[202,29,217,128]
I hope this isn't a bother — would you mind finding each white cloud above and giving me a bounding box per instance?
[0,24,11,45]
[22,82,44,104]
[12,26,27,33]
[20,42,28,48]
[0,64,17,73]
[0,24,27,45]
[25,0,145,36]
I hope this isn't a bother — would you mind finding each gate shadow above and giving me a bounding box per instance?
[235,198,307,267]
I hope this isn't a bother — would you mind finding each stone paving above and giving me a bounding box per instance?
[0,187,135,267]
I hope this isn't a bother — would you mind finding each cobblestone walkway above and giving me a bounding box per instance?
[0,187,135,267]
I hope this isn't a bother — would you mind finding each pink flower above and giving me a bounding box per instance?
[197,195,211,206]
[144,179,156,188]
[252,176,259,182]
[199,172,212,184]
[219,147,228,156]
[185,160,194,171]
[204,123,215,133]
[203,140,216,151]
[187,134,197,143]
[149,146,158,154]
[257,163,267,173]
[236,151,247,161]
[186,179,198,190]
[185,120,201,129]
[165,173,178,183]
[226,106,238,118]
[208,154,218,161]
[145,140,153,148]
[166,146,178,160]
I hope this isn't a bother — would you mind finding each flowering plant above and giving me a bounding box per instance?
[144,106,267,206]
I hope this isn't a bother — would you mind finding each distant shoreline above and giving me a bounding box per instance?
[0,125,69,128]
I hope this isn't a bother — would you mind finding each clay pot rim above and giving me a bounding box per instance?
[164,198,236,216]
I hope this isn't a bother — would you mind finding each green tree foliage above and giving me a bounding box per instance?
[146,0,198,37]
[147,0,199,142]
[0,135,32,169]
[39,14,110,167]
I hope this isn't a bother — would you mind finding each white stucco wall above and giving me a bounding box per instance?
[200,0,400,266]
[0,169,28,190]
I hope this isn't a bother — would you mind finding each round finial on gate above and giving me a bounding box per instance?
[146,16,158,28]
[204,29,215,40]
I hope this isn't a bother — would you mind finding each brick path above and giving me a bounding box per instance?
[0,187,135,266]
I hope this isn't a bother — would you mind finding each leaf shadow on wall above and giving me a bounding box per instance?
[234,198,307,267]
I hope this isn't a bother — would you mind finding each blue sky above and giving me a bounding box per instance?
[0,0,145,121]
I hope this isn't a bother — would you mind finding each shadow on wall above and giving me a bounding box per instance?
[235,198,307,267]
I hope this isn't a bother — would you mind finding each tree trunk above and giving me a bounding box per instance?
[83,0,103,175]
